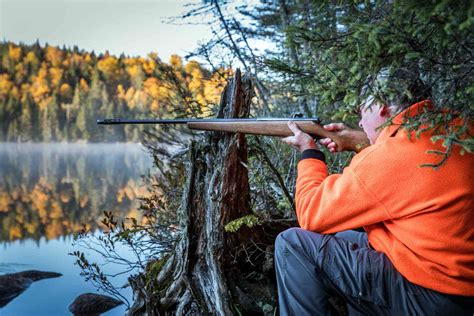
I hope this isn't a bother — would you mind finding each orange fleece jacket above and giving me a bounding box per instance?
[296,101,474,296]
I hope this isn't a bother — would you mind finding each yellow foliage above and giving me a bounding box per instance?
[147,52,158,60]
[169,54,183,69]
[11,86,19,99]
[142,58,156,75]
[117,189,125,203]
[98,56,119,78]
[9,225,22,240]
[25,221,38,235]
[80,78,89,92]
[0,191,11,212]
[0,74,13,98]
[38,96,53,112]
[184,60,201,74]
[8,44,22,62]
[117,84,126,100]
[151,100,159,112]
[203,69,230,105]
[84,53,92,63]
[45,221,63,240]
[124,185,135,200]
[127,64,142,80]
[45,46,63,67]
[14,63,27,82]
[30,63,51,105]
[31,185,49,218]
[50,201,63,219]
[143,77,161,99]
[24,51,38,66]
[59,83,72,98]
[49,67,63,88]
[189,68,204,92]
[71,53,83,65]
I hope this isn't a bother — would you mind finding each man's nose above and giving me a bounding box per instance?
[358,120,363,128]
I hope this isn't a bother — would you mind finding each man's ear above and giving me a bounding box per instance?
[378,104,391,117]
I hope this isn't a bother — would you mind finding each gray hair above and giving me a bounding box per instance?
[361,67,431,115]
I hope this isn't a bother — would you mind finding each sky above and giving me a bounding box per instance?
[0,0,213,62]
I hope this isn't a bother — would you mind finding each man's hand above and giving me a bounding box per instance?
[281,121,317,153]
[319,123,370,153]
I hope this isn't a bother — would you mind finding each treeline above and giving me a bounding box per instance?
[0,41,228,142]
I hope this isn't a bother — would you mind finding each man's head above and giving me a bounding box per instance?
[358,96,391,144]
[358,67,431,144]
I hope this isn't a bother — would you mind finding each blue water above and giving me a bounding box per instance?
[1,236,133,315]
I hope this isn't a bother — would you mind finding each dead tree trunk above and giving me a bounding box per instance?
[129,69,275,315]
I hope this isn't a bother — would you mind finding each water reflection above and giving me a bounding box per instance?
[0,143,153,242]
[0,143,153,315]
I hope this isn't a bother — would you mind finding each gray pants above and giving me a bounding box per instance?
[275,228,474,315]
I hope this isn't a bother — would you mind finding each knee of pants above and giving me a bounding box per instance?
[274,227,323,259]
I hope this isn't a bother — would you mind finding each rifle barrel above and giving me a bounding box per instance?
[97,118,321,125]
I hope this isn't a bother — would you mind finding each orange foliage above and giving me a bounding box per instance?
[143,77,161,100]
[50,201,63,219]
[0,191,11,213]
[49,67,64,88]
[0,74,13,99]
[45,221,63,240]
[9,225,22,240]
[45,46,63,67]
[97,56,119,78]
[79,78,89,92]
[30,63,51,107]
[59,83,72,98]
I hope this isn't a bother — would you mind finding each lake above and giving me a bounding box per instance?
[0,143,155,316]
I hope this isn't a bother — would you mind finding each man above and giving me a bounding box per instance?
[277,72,474,315]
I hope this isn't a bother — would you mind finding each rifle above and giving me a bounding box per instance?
[97,117,368,151]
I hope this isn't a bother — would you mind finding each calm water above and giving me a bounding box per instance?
[0,143,154,316]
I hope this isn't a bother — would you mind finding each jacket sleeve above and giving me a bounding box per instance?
[296,157,392,233]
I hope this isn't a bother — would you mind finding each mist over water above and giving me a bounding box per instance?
[0,142,154,315]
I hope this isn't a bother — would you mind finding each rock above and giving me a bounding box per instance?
[68,293,123,315]
[0,270,62,307]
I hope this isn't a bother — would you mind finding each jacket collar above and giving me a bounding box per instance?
[376,100,433,143]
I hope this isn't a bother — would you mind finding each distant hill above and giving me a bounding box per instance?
[0,41,228,142]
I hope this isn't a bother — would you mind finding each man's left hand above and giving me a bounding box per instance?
[281,121,317,153]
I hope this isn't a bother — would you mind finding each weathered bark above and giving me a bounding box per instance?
[129,69,277,315]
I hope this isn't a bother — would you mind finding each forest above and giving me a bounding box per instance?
[0,41,228,142]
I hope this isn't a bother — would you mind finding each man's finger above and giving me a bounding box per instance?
[323,123,344,131]
[319,138,331,145]
[281,136,294,145]
[287,121,301,135]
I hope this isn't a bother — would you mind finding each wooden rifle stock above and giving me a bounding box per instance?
[187,120,332,138]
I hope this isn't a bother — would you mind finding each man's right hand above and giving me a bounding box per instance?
[319,123,370,153]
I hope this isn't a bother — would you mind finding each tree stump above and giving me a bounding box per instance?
[129,69,273,315]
